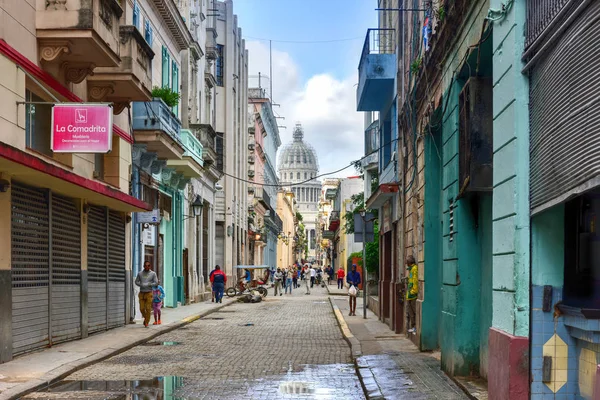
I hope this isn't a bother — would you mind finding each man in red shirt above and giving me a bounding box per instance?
[336,267,345,289]
[209,265,227,303]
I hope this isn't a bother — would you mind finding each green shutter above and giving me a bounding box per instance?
[162,46,170,88]
[171,63,179,116]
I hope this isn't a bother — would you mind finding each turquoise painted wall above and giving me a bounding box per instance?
[159,187,184,308]
[531,205,564,287]
[490,0,530,338]
[423,128,442,351]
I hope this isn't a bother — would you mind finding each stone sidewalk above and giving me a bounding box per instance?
[330,295,471,400]
[0,297,235,400]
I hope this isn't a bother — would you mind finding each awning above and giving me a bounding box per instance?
[0,142,150,212]
[366,183,399,210]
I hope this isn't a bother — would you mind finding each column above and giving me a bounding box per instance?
[0,174,12,362]
[488,1,530,399]
[198,211,204,295]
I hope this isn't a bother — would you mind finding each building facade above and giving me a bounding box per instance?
[213,0,249,282]
[278,123,321,262]
[247,82,281,268]
[356,0,532,397]
[0,0,151,362]
[276,190,296,270]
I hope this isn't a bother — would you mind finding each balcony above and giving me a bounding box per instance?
[190,123,217,167]
[357,29,396,112]
[325,188,337,200]
[205,24,218,60]
[166,129,204,178]
[255,187,271,209]
[328,210,341,231]
[37,0,123,78]
[132,99,184,160]
[248,155,255,164]
[87,26,154,112]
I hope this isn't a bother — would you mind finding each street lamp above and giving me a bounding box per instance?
[191,195,204,217]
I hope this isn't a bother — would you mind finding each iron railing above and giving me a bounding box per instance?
[525,0,571,49]
[359,28,396,72]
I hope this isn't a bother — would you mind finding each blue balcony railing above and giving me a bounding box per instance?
[358,29,396,73]
[132,98,182,140]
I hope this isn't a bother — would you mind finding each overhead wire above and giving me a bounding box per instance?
[245,36,363,44]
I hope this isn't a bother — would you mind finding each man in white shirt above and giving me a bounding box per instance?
[309,265,316,288]
[303,264,311,295]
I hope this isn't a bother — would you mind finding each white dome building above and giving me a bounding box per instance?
[278,123,322,261]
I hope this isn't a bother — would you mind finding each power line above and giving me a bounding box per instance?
[220,136,400,187]
[245,35,363,44]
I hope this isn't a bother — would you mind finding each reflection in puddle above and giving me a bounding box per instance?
[40,376,184,400]
[140,341,182,346]
[31,363,363,399]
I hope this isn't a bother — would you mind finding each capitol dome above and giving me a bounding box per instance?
[278,123,319,182]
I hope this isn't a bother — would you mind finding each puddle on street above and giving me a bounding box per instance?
[26,363,364,399]
[141,341,181,346]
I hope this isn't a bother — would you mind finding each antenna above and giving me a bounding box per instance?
[270,40,273,103]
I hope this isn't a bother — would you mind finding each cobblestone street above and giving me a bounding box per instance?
[22,285,366,400]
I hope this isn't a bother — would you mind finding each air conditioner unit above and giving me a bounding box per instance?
[458,77,493,193]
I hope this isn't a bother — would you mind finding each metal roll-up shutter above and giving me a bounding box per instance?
[11,183,49,355]
[87,206,107,333]
[529,1,600,213]
[51,194,81,344]
[108,210,126,328]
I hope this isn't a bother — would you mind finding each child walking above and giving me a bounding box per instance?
[152,281,165,325]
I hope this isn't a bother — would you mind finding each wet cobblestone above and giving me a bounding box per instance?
[24,287,365,399]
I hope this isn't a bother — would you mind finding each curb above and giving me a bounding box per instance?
[0,300,235,400]
[326,284,348,296]
[329,297,384,400]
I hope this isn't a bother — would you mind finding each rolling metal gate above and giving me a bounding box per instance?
[529,1,600,213]
[88,206,126,333]
[11,183,126,355]
[11,184,81,355]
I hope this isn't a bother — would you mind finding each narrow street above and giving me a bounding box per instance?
[18,285,469,400]
[22,286,363,400]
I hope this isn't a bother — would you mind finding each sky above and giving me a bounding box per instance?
[232,0,378,178]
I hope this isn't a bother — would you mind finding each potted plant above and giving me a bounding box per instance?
[151,86,180,108]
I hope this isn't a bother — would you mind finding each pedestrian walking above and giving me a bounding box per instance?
[337,268,345,289]
[309,265,316,288]
[285,267,294,294]
[303,265,311,295]
[292,266,298,289]
[326,266,333,285]
[210,265,227,303]
[406,255,418,334]
[135,261,158,328]
[151,281,165,325]
[347,264,361,316]
[274,268,283,296]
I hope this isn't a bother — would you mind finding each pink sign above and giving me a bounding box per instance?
[52,104,113,153]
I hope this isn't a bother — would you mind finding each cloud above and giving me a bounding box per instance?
[246,41,363,178]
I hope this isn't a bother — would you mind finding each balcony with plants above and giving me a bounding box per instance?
[132,87,184,160]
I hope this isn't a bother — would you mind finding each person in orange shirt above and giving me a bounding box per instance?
[336,267,345,289]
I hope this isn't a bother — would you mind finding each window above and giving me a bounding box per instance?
[133,0,140,29]
[215,132,224,172]
[215,44,224,86]
[171,63,179,116]
[297,172,300,180]
[25,90,52,156]
[162,46,170,88]
[284,172,287,180]
[564,188,600,309]
[144,18,153,45]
